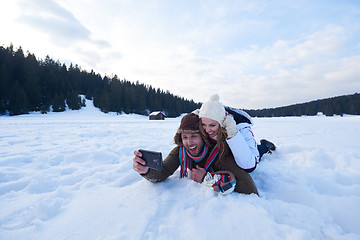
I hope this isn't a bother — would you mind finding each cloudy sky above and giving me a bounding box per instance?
[1,0,360,109]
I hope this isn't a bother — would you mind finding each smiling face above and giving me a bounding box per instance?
[201,118,220,139]
[181,132,204,157]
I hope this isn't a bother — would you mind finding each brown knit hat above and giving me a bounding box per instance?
[177,113,200,133]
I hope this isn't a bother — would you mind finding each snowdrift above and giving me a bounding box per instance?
[1,100,359,240]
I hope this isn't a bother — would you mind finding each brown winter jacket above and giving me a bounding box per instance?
[141,146,259,195]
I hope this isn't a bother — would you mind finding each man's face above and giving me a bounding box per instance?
[181,132,204,157]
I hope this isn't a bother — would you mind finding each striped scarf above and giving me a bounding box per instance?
[179,145,219,178]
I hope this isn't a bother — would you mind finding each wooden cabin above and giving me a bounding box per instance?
[149,111,166,120]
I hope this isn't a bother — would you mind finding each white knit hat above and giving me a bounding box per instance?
[199,94,226,126]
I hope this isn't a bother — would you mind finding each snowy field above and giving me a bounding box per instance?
[1,100,360,240]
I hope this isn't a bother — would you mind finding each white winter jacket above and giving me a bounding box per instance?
[226,110,259,171]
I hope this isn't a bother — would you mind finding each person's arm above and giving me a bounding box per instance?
[136,147,180,183]
[213,154,259,196]
[226,124,259,170]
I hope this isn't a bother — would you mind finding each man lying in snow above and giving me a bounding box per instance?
[132,113,259,195]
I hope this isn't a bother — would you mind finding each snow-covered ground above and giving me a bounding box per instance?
[1,99,360,240]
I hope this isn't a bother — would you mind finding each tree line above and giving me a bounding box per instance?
[0,44,200,117]
[245,93,360,117]
[1,44,359,118]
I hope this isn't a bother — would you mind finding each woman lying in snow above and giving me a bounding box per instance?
[195,94,276,173]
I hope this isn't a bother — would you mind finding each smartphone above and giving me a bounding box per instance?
[138,149,163,170]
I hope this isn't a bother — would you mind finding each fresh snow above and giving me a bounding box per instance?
[1,99,360,240]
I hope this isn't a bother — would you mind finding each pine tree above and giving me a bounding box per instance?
[8,85,30,115]
[66,92,82,110]
[0,61,10,114]
[52,93,66,112]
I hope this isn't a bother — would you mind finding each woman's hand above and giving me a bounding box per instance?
[223,115,237,139]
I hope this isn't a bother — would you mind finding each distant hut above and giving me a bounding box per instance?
[149,111,166,120]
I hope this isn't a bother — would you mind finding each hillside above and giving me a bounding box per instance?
[1,107,359,239]
[0,44,200,117]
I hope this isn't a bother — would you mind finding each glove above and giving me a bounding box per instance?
[203,172,220,187]
[223,115,237,139]
[203,171,236,195]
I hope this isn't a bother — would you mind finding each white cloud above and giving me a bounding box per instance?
[175,25,359,108]
[17,0,89,44]
[324,55,360,84]
[1,0,360,109]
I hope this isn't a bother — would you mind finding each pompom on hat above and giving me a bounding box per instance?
[199,94,226,126]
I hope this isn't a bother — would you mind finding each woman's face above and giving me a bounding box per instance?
[201,118,220,138]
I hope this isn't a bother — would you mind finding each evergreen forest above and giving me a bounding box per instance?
[245,93,360,117]
[0,44,200,116]
[1,44,359,117]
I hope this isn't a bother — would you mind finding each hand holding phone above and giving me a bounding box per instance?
[138,149,163,170]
